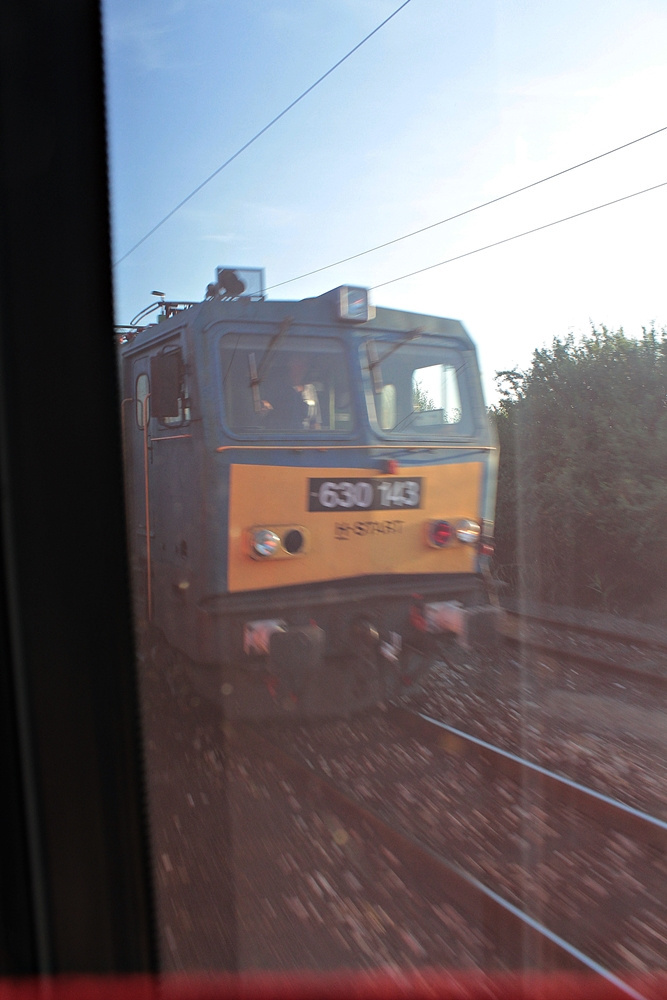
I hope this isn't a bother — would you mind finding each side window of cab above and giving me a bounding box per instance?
[150,349,191,426]
[135,373,150,428]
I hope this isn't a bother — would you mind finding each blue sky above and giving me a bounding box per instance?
[102,0,667,402]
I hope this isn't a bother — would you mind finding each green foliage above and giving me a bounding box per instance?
[490,325,667,611]
[412,378,435,411]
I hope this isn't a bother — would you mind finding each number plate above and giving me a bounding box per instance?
[308,477,423,512]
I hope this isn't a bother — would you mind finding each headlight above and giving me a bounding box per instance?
[246,525,310,559]
[249,528,281,558]
[456,519,481,545]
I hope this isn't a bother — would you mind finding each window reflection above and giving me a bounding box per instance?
[136,372,150,427]
[365,343,471,436]
[220,333,354,434]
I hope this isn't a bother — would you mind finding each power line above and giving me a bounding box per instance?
[266,125,667,292]
[113,0,414,267]
[368,180,667,290]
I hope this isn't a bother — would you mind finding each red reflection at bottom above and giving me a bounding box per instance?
[0,972,659,1000]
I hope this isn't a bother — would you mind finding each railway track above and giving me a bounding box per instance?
[389,707,667,853]
[499,605,667,686]
[503,606,667,652]
[139,613,667,983]
[241,716,658,998]
[405,609,667,825]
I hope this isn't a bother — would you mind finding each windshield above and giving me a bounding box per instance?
[220,332,353,434]
[364,339,473,437]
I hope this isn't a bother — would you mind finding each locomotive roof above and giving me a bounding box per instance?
[117,285,475,351]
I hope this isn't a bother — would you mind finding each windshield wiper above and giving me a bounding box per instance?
[366,327,423,392]
[249,316,293,411]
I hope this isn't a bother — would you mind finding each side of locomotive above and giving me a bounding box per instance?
[118,269,499,716]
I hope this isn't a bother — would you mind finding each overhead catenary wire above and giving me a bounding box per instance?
[265,124,667,292]
[113,0,413,267]
[368,180,667,290]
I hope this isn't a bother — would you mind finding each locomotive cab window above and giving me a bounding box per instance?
[365,340,472,437]
[151,349,191,426]
[135,373,150,428]
[220,332,354,434]
[413,362,462,425]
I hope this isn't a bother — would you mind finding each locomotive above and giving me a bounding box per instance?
[118,267,499,717]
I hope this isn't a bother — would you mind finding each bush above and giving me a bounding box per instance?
[491,326,667,612]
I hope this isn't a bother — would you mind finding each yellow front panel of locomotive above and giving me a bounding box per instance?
[228,462,483,593]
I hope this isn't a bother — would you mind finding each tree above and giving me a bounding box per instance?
[491,326,667,612]
[413,378,435,411]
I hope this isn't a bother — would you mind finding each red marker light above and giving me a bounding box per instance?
[427,520,453,548]
[385,459,399,474]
